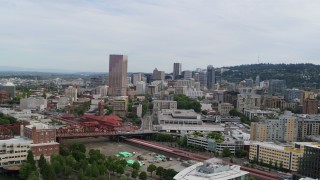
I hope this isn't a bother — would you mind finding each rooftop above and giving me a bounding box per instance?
[26,123,50,130]
[174,158,249,180]
[0,136,32,144]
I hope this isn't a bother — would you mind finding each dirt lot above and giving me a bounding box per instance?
[64,137,189,173]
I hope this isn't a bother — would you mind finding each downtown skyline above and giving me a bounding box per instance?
[1,0,320,72]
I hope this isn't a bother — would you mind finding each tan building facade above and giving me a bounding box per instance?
[108,55,128,96]
[249,142,304,172]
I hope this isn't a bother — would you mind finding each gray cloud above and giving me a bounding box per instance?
[0,0,320,72]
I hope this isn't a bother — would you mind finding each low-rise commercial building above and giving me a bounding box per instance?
[187,132,246,155]
[158,109,202,125]
[174,158,249,180]
[243,109,277,120]
[20,98,47,110]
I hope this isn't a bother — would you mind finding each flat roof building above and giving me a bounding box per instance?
[174,158,249,180]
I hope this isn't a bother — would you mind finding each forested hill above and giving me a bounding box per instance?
[221,63,320,88]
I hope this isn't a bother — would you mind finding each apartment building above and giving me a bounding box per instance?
[251,112,320,142]
[249,142,304,172]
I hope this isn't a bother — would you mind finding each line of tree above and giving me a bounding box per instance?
[151,133,175,142]
[251,157,286,172]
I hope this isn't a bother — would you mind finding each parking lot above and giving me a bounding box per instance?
[64,137,190,172]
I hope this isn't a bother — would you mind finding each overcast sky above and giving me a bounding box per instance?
[1,0,320,73]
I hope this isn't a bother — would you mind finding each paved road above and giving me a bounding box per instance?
[140,110,153,131]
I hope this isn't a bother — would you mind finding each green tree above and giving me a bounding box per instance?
[156,166,164,178]
[162,168,178,180]
[42,92,47,99]
[60,146,70,156]
[120,175,128,180]
[116,165,125,176]
[147,164,157,177]
[38,154,46,169]
[248,176,256,180]
[174,94,201,112]
[274,161,278,170]
[51,160,63,174]
[131,170,139,179]
[91,163,100,177]
[222,147,231,157]
[139,171,147,180]
[64,166,72,179]
[279,161,283,171]
[268,160,273,172]
[20,162,33,179]
[132,161,140,171]
[235,149,248,158]
[259,159,264,166]
[27,171,39,180]
[42,164,56,180]
[66,155,77,168]
[27,150,36,170]
[88,149,105,163]
[141,100,149,117]
[207,132,224,143]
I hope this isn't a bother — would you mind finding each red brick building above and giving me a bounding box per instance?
[24,124,59,159]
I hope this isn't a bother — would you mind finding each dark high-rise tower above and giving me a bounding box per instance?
[207,65,215,90]
[173,63,182,80]
[108,54,128,96]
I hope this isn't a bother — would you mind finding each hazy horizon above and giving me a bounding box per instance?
[1,0,320,72]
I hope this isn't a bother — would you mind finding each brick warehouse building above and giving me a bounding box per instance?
[23,123,59,160]
[0,123,59,168]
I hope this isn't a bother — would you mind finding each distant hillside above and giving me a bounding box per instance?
[222,63,320,89]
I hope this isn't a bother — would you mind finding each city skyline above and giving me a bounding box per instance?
[1,1,320,72]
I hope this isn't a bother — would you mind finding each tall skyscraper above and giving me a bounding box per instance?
[108,55,128,96]
[173,63,182,80]
[207,65,215,90]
